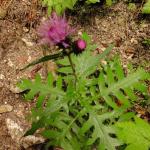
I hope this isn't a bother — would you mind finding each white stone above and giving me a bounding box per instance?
[21,135,45,149]
[6,118,24,143]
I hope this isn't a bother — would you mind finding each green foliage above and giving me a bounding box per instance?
[116,117,150,150]
[106,0,113,6]
[142,0,150,14]
[86,0,100,4]
[98,59,149,110]
[74,44,113,79]
[41,0,150,15]
[42,0,78,15]
[128,3,136,11]
[142,38,150,46]
[18,74,65,106]
[18,33,150,150]
[41,0,114,15]
[126,0,150,14]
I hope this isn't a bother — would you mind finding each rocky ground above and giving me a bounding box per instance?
[0,0,150,149]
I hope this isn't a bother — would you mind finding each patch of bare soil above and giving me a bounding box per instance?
[71,1,150,70]
[0,0,45,149]
[0,0,149,150]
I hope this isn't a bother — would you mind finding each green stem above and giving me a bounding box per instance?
[67,53,77,83]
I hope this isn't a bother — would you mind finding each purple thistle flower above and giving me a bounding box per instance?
[76,39,86,51]
[38,12,74,48]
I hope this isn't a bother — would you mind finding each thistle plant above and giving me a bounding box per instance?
[19,12,150,150]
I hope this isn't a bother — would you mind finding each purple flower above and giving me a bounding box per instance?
[76,39,86,51]
[38,12,74,48]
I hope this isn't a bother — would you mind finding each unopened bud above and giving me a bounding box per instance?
[76,39,86,51]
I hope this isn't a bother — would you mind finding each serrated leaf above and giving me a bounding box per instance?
[80,112,121,150]
[75,51,99,78]
[56,57,70,66]
[42,0,78,15]
[18,73,65,100]
[118,112,135,122]
[81,32,91,44]
[61,138,74,150]
[42,130,61,138]
[116,117,150,150]
[58,66,73,74]
[98,60,149,109]
[75,44,113,78]
[104,69,147,95]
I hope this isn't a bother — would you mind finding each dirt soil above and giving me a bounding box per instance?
[0,0,150,150]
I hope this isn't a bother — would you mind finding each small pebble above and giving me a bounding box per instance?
[0,8,7,19]
[23,27,29,33]
[0,104,13,113]
[0,74,5,80]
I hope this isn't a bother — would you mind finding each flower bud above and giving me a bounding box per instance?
[76,39,86,51]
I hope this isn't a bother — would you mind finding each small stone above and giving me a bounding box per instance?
[22,38,34,47]
[0,74,5,80]
[6,118,44,148]
[0,8,7,19]
[4,59,7,63]
[0,104,13,113]
[131,38,138,44]
[6,118,24,143]
[23,27,29,33]
[27,55,32,62]
[7,59,14,67]
[21,135,45,149]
